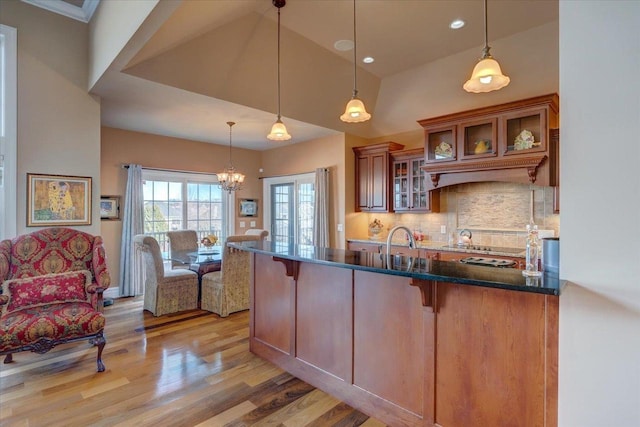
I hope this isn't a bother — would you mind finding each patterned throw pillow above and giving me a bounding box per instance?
[1,270,92,315]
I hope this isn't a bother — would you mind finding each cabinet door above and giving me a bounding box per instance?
[392,159,410,211]
[502,106,548,155]
[368,152,388,211]
[410,157,429,211]
[425,125,457,163]
[459,117,498,160]
[435,282,555,427]
[356,155,371,211]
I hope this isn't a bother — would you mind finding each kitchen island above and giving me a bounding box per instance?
[232,240,560,427]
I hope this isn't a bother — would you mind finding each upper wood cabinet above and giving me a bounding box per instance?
[391,148,440,213]
[353,142,404,212]
[419,94,559,190]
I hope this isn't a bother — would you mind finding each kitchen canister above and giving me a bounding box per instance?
[542,237,559,273]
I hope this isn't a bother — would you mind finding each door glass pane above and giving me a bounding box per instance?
[298,182,314,245]
[271,183,293,244]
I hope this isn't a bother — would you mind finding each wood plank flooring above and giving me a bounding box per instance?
[0,297,386,427]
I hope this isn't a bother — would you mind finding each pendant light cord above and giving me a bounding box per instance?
[352,0,358,97]
[227,121,235,166]
[277,6,282,120]
[482,0,491,58]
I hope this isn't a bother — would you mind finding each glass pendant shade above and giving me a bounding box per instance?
[267,118,291,141]
[463,56,510,93]
[340,96,371,123]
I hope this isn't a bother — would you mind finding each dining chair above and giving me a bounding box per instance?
[134,234,199,316]
[244,229,269,239]
[200,234,262,317]
[167,230,198,269]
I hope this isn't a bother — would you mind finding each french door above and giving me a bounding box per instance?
[264,173,315,245]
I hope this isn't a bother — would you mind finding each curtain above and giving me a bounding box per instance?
[313,167,330,248]
[119,164,144,297]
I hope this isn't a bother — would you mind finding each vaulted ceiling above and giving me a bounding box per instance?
[27,0,560,150]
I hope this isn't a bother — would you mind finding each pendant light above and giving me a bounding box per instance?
[217,121,245,192]
[463,0,510,93]
[267,0,292,141]
[340,0,371,123]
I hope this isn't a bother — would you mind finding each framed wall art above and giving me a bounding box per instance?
[100,195,121,220]
[239,199,258,217]
[27,173,92,226]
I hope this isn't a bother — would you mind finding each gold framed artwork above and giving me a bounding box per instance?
[27,173,92,226]
[239,199,258,217]
[100,195,121,220]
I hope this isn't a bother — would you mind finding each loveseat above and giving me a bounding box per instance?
[0,228,110,372]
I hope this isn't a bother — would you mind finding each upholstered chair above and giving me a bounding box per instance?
[166,230,198,269]
[244,229,269,239]
[134,235,199,316]
[201,235,261,317]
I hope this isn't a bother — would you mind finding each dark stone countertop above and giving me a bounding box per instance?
[230,240,564,296]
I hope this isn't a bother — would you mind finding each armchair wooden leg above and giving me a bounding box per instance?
[94,332,106,372]
[3,353,13,364]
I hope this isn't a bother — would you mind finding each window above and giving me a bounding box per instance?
[0,25,17,240]
[263,173,315,245]
[142,171,230,253]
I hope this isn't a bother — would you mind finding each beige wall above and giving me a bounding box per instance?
[260,134,347,249]
[0,0,102,236]
[101,126,262,285]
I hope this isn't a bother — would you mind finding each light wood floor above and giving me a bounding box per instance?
[0,297,386,427]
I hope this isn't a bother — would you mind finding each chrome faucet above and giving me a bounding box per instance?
[386,225,417,255]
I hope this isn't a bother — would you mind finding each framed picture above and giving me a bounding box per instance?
[100,195,121,220]
[239,199,258,217]
[27,173,92,226]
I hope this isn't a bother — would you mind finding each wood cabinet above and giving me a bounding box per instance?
[250,253,558,427]
[419,94,559,190]
[434,282,558,427]
[353,142,404,212]
[391,148,440,213]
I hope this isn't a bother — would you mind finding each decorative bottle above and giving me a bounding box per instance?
[523,223,542,277]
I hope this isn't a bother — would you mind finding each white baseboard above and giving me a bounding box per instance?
[104,287,120,299]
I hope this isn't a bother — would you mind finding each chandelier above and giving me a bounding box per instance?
[217,121,245,192]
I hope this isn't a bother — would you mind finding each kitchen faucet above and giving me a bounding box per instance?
[386,225,416,255]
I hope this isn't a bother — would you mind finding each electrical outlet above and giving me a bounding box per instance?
[250,221,256,227]
[440,225,447,234]
[239,221,246,228]
[337,224,343,232]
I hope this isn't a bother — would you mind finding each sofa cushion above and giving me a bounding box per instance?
[0,302,105,353]
[1,270,91,315]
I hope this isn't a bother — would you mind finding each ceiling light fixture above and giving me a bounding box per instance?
[340,0,371,123]
[267,0,292,141]
[217,121,245,192]
[362,56,374,64]
[449,19,465,30]
[463,0,510,93]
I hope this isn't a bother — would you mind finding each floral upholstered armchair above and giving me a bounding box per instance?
[0,228,111,372]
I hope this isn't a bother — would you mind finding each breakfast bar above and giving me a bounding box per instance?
[234,240,561,427]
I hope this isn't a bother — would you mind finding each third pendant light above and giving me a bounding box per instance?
[340,0,371,123]
[267,0,292,141]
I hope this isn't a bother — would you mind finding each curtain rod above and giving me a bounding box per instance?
[122,164,215,176]
[258,168,328,180]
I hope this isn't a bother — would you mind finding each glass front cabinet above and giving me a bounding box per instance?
[391,148,439,213]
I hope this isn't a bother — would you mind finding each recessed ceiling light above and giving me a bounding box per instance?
[362,56,374,64]
[334,39,354,51]
[450,19,465,30]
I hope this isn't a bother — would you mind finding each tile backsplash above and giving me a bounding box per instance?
[367,182,559,249]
